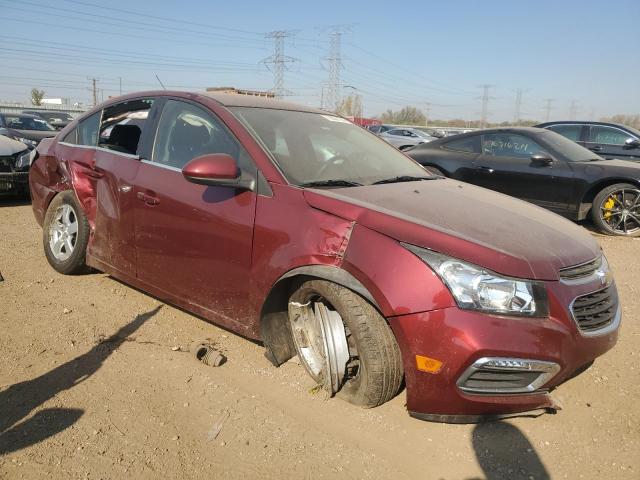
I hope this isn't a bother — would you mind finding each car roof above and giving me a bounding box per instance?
[535,120,632,129]
[1,112,41,119]
[201,92,326,114]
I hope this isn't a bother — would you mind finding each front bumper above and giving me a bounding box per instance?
[0,171,29,193]
[389,288,619,422]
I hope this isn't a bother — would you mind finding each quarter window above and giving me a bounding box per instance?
[548,124,581,141]
[481,133,548,158]
[77,112,101,147]
[589,126,634,145]
[98,98,153,155]
[151,100,248,170]
[61,128,78,144]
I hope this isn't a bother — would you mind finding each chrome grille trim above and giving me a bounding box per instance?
[570,285,621,336]
[559,256,601,283]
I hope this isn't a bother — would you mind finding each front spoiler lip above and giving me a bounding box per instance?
[409,406,559,424]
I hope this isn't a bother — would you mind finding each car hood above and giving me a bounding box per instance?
[9,129,57,142]
[0,135,29,155]
[303,179,600,281]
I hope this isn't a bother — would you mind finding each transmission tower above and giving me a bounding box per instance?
[543,98,555,122]
[513,88,528,124]
[477,84,495,128]
[568,99,580,120]
[323,26,350,112]
[262,31,297,99]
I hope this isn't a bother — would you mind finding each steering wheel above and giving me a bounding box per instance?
[316,153,349,178]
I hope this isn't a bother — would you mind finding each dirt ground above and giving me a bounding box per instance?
[0,199,638,480]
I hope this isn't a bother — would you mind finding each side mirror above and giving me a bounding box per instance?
[530,154,554,166]
[182,153,255,191]
[624,137,640,148]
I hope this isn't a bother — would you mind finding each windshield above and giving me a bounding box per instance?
[538,130,601,162]
[230,107,431,186]
[5,115,56,131]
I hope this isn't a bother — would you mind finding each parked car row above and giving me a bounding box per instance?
[0,134,35,197]
[30,91,620,423]
[407,127,640,236]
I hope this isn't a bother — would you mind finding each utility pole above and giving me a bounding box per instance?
[513,88,528,125]
[424,102,432,127]
[477,84,495,129]
[568,99,579,120]
[543,98,554,122]
[262,31,297,99]
[90,78,98,106]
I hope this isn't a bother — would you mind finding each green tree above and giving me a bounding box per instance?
[379,106,426,125]
[30,88,45,106]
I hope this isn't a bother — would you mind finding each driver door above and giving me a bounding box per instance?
[133,99,258,327]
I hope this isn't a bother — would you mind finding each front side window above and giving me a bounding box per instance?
[98,98,153,155]
[231,107,431,186]
[589,126,635,145]
[443,136,478,154]
[152,100,246,170]
[548,124,582,141]
[481,133,548,158]
[77,112,101,147]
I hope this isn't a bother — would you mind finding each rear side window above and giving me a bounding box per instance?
[77,112,101,146]
[589,126,634,145]
[98,98,153,155]
[548,124,582,141]
[442,136,479,153]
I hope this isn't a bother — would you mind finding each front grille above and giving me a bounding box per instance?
[0,155,13,172]
[560,257,601,281]
[571,285,618,333]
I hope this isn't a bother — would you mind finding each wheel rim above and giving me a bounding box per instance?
[599,187,640,235]
[49,204,78,261]
[288,298,353,394]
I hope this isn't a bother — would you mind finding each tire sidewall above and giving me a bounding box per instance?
[591,183,640,237]
[43,190,90,274]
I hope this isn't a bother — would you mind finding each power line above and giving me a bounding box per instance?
[262,31,298,99]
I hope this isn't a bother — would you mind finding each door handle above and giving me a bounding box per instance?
[589,146,603,152]
[136,192,160,206]
[478,166,495,173]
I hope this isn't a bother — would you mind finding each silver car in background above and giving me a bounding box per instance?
[379,127,438,150]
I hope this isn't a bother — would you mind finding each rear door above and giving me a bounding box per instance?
[546,124,587,148]
[584,124,640,160]
[472,132,573,213]
[133,98,258,327]
[90,98,155,276]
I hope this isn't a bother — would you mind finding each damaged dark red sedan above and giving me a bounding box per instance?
[30,91,620,422]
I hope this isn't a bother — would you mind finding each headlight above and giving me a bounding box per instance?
[15,137,37,148]
[15,149,36,169]
[403,244,548,317]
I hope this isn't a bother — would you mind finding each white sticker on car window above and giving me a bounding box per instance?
[321,115,350,124]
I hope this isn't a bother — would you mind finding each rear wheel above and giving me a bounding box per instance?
[288,280,403,408]
[591,183,640,237]
[43,191,90,274]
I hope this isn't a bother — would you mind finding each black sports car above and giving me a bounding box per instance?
[407,127,640,236]
[534,121,640,161]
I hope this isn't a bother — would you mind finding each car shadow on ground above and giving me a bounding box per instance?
[468,420,550,480]
[0,197,31,208]
[0,305,161,456]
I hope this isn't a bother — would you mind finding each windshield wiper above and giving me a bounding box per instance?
[372,175,437,185]
[300,179,363,188]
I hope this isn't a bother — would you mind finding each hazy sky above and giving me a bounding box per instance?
[1,0,639,121]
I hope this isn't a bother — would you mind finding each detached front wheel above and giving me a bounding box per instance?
[288,280,403,408]
[43,190,90,274]
[591,183,640,237]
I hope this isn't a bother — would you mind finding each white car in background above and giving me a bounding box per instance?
[379,127,438,150]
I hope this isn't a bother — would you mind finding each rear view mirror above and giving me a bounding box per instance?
[530,154,554,166]
[182,153,255,191]
[625,137,640,148]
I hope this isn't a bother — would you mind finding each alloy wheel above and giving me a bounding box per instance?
[48,204,78,261]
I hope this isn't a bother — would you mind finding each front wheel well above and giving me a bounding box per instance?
[579,178,640,220]
[259,267,380,367]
